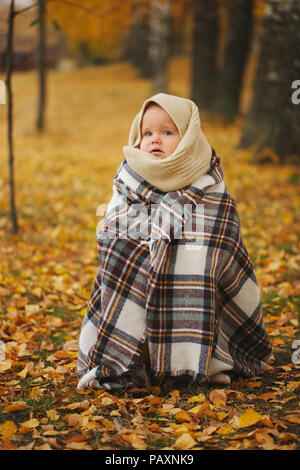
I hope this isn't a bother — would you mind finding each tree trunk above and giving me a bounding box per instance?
[149,0,171,94]
[239,0,300,162]
[122,2,151,78]
[36,0,47,131]
[191,0,218,111]
[6,0,18,234]
[213,0,254,122]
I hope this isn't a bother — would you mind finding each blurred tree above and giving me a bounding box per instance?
[239,0,300,162]
[213,0,254,122]
[36,0,46,131]
[6,0,18,233]
[148,0,171,93]
[122,1,151,78]
[191,0,219,111]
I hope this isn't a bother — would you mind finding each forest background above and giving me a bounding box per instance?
[0,0,299,452]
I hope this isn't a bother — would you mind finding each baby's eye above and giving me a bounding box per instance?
[144,131,152,137]
[163,130,172,135]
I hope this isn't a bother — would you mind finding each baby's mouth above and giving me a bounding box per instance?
[151,149,163,155]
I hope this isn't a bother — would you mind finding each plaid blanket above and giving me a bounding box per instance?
[77,150,272,390]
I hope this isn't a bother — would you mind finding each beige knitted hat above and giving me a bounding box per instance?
[123,93,212,192]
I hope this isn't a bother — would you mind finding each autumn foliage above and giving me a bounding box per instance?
[0,59,299,450]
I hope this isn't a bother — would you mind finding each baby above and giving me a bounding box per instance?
[139,103,181,159]
[77,93,272,393]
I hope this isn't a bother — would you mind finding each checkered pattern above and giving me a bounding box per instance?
[77,150,272,390]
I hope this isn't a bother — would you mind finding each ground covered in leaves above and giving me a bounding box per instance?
[0,59,299,450]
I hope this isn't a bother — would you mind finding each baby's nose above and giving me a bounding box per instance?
[152,134,161,143]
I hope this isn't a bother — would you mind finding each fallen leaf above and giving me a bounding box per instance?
[257,392,277,401]
[4,401,28,413]
[246,381,262,388]
[175,410,192,422]
[46,409,60,421]
[209,389,227,408]
[216,425,235,435]
[131,435,147,450]
[0,359,12,373]
[21,418,40,429]
[2,421,17,440]
[284,414,300,424]
[17,364,28,378]
[239,409,263,428]
[188,393,205,403]
[173,432,197,450]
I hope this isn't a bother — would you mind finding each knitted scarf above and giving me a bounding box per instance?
[123,93,212,192]
[77,151,272,390]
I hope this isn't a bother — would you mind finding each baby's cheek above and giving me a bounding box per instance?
[139,139,147,151]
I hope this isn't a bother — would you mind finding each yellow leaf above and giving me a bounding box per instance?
[21,418,40,429]
[78,308,87,317]
[173,432,197,450]
[173,424,191,436]
[32,287,42,297]
[257,392,277,401]
[169,389,180,398]
[209,389,227,408]
[188,400,212,416]
[17,364,28,378]
[101,397,115,406]
[188,404,203,414]
[282,213,293,225]
[246,381,262,388]
[285,415,300,424]
[286,381,300,392]
[216,411,229,421]
[121,432,147,449]
[271,338,285,346]
[131,436,147,450]
[188,393,206,403]
[0,359,12,373]
[101,418,115,431]
[216,424,235,435]
[2,421,17,440]
[46,409,60,421]
[15,285,26,294]
[29,388,44,399]
[239,409,263,428]
[175,410,192,422]
[265,260,281,272]
[4,402,28,413]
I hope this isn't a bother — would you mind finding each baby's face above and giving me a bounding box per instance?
[139,105,180,159]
